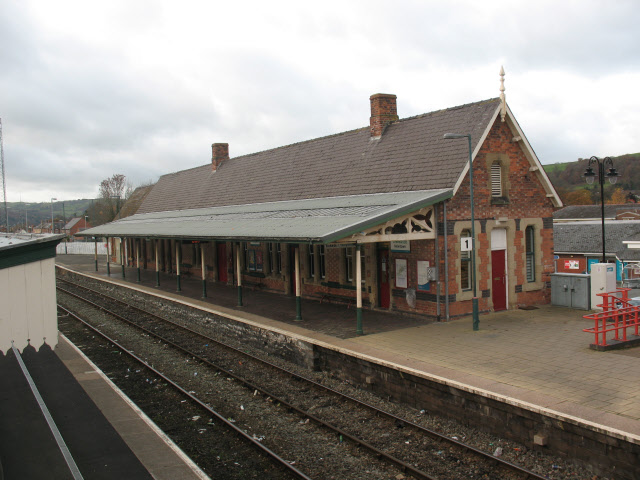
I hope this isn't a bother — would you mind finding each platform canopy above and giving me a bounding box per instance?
[78,189,452,244]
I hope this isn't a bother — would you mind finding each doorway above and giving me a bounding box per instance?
[378,248,390,309]
[491,229,507,311]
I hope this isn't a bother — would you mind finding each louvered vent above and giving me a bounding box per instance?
[491,163,502,197]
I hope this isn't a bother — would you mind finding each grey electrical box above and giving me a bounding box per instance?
[551,273,591,310]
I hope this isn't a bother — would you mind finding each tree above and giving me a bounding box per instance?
[86,174,134,226]
[608,187,628,204]
[563,188,593,205]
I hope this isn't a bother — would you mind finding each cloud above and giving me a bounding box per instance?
[1,0,639,202]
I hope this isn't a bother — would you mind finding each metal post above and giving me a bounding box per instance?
[155,240,160,287]
[467,134,479,331]
[236,243,243,306]
[121,237,126,279]
[136,239,141,283]
[176,241,181,292]
[356,244,363,335]
[599,161,606,263]
[106,239,111,276]
[201,243,207,298]
[295,246,302,321]
[94,240,98,271]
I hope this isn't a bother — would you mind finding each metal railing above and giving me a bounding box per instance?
[583,288,640,347]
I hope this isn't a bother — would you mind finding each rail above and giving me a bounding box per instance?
[583,288,640,347]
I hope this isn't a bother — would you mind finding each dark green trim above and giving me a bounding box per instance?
[356,307,363,335]
[295,296,302,321]
[0,238,62,270]
[237,285,243,306]
[176,275,182,292]
[202,279,207,298]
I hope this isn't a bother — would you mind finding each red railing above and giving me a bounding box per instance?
[583,288,640,347]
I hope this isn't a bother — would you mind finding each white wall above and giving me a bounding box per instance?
[0,257,58,354]
[56,241,108,255]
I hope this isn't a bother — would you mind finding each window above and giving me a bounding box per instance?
[308,245,315,278]
[319,245,326,279]
[276,243,282,273]
[345,247,354,282]
[525,226,535,282]
[460,229,471,291]
[491,162,502,197]
[268,243,275,273]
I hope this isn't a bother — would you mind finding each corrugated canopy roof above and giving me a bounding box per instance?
[80,189,451,243]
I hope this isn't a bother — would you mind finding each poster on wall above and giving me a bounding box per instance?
[564,260,580,270]
[395,259,408,288]
[417,261,430,291]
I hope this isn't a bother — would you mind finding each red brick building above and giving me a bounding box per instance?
[83,91,561,321]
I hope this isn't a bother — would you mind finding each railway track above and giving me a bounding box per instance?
[57,277,551,480]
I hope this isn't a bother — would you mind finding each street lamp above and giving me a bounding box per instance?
[444,133,479,330]
[50,197,57,234]
[583,156,619,263]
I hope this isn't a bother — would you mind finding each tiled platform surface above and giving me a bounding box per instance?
[56,255,640,440]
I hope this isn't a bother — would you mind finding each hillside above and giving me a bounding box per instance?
[543,153,640,205]
[2,198,97,230]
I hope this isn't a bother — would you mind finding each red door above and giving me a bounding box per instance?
[217,243,227,283]
[491,249,507,311]
[378,249,390,309]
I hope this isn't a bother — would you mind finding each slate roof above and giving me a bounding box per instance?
[138,98,501,214]
[554,204,640,220]
[115,185,154,220]
[554,221,640,260]
[64,217,82,229]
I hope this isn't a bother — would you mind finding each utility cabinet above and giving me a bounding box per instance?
[551,273,591,310]
[590,263,617,311]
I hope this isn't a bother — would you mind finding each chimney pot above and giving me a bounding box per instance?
[211,143,229,171]
[370,93,398,138]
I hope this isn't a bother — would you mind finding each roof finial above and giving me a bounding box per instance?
[499,66,506,122]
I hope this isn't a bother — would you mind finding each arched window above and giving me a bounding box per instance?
[491,162,502,197]
[525,226,535,282]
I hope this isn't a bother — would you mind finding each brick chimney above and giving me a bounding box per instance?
[211,143,229,171]
[369,93,398,138]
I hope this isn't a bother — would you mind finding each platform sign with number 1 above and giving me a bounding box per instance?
[461,237,472,252]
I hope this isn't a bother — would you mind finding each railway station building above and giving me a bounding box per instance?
[81,87,562,323]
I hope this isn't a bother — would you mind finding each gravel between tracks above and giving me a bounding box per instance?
[57,273,606,480]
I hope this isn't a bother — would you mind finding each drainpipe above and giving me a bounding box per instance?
[356,244,363,334]
[435,203,440,320]
[444,201,450,321]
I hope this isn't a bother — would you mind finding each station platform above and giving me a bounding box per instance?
[55,254,640,444]
[0,324,208,479]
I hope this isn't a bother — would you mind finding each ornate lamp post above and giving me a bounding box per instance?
[583,156,619,263]
[444,133,479,330]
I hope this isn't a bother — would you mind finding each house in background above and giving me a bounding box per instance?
[82,79,562,321]
[553,205,640,282]
[64,217,92,241]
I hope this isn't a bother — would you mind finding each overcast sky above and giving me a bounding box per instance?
[1,0,639,203]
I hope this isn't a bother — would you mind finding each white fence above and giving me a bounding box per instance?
[56,241,108,255]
